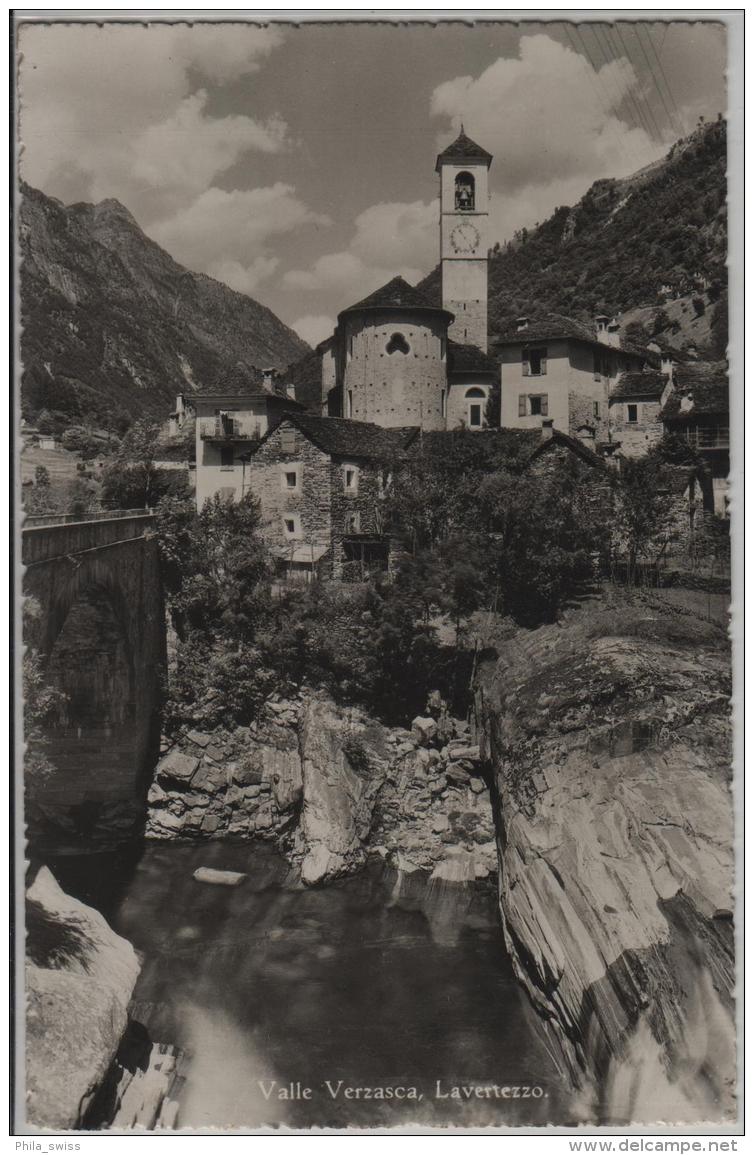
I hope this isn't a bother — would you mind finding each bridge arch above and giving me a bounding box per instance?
[22,514,166,840]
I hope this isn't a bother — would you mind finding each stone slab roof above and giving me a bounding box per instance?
[201,360,302,405]
[340,276,451,319]
[661,361,729,420]
[435,129,493,171]
[277,414,420,461]
[447,339,498,374]
[494,314,647,359]
[610,370,668,399]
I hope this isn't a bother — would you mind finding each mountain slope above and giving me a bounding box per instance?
[420,119,727,356]
[19,184,310,432]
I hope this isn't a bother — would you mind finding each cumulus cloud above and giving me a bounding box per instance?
[283,198,437,305]
[291,315,335,346]
[18,22,330,301]
[431,33,668,240]
[150,184,329,280]
[19,23,287,218]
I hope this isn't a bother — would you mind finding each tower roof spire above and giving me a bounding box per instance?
[435,127,493,172]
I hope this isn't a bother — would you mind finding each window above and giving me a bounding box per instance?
[378,467,392,494]
[386,332,410,355]
[593,401,600,419]
[343,465,359,493]
[626,403,638,424]
[518,394,549,417]
[343,511,361,534]
[465,387,486,429]
[440,388,447,418]
[280,463,301,491]
[220,447,234,470]
[593,352,610,381]
[455,171,475,211]
[523,346,547,376]
[347,390,354,418]
[283,515,301,539]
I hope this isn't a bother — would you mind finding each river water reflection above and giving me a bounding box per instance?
[52,841,570,1130]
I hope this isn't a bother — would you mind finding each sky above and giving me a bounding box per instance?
[18,18,727,348]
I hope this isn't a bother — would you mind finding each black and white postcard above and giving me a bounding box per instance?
[12,12,743,1137]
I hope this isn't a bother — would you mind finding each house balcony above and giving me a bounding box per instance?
[683,425,729,450]
[199,417,262,442]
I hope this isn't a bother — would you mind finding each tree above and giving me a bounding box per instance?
[612,454,679,579]
[156,493,275,730]
[477,463,608,623]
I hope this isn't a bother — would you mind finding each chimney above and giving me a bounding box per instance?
[686,343,699,361]
[285,382,296,400]
[516,316,529,332]
[661,355,674,378]
[541,418,554,440]
[606,318,621,348]
[595,314,610,345]
[262,367,276,390]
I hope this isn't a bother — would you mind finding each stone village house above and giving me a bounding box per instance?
[247,413,418,582]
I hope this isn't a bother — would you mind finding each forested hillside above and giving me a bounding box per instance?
[420,119,727,355]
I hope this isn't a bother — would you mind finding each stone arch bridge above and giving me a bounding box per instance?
[22,511,166,840]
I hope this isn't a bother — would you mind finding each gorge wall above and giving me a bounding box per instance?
[477,592,735,1125]
[147,691,497,886]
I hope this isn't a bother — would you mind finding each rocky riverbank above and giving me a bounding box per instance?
[147,691,497,885]
[477,591,735,1124]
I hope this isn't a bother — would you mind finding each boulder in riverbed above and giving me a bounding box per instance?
[25,867,140,1130]
[192,867,246,886]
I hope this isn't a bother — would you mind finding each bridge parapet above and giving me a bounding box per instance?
[22,512,156,568]
[23,508,152,529]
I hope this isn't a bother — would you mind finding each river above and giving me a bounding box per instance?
[50,840,571,1130]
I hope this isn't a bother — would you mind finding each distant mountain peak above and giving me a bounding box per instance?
[20,183,310,433]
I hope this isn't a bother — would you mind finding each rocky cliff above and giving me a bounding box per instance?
[477,591,735,1125]
[147,690,497,886]
[20,183,310,431]
[25,867,141,1129]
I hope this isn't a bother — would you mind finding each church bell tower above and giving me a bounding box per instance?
[436,127,492,352]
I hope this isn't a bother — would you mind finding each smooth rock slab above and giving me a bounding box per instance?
[25,867,140,1130]
[192,867,246,887]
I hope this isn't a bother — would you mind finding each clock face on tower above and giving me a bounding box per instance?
[450,221,481,254]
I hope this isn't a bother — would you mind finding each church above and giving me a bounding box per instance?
[306,129,498,430]
[191,128,692,577]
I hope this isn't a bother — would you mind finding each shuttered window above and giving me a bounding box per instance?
[518,394,527,416]
[541,395,549,416]
[522,350,529,377]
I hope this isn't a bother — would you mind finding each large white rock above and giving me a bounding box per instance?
[25,867,141,1130]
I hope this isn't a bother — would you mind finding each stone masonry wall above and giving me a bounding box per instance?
[247,422,332,568]
[343,311,447,430]
[329,455,388,580]
[609,398,664,456]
